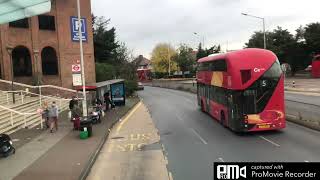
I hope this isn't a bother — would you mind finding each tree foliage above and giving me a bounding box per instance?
[245,24,320,75]
[93,16,119,63]
[173,44,196,75]
[150,43,178,73]
[92,15,137,94]
[196,43,221,59]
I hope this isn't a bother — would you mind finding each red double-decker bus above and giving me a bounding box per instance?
[311,55,320,78]
[196,48,285,132]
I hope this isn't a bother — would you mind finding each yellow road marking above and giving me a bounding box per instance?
[169,172,174,180]
[116,101,142,134]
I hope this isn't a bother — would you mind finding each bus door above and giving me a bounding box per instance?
[228,91,246,131]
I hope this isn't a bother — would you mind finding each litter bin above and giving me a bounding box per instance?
[80,118,93,137]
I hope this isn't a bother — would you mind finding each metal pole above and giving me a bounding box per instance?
[8,49,15,104]
[202,36,205,49]
[241,13,266,49]
[77,0,87,117]
[167,44,171,77]
[263,18,266,49]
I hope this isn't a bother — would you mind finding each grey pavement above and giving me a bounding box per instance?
[87,102,170,180]
[138,86,320,180]
[0,111,71,180]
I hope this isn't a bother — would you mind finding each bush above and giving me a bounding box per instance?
[95,63,116,82]
[125,80,138,96]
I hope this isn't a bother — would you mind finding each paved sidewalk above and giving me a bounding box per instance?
[87,102,170,180]
[0,97,139,180]
[284,77,320,93]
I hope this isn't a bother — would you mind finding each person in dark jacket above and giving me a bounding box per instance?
[104,92,111,111]
[69,96,78,110]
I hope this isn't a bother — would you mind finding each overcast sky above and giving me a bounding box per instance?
[92,0,320,58]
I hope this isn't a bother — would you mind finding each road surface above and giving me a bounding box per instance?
[138,86,320,180]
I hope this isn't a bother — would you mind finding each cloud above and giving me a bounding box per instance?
[92,0,320,58]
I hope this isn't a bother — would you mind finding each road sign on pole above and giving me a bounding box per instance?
[72,64,81,73]
[72,74,82,86]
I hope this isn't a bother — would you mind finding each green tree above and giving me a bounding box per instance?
[304,22,320,54]
[196,43,221,59]
[150,43,178,73]
[173,44,196,76]
[245,26,310,76]
[196,43,207,59]
[93,16,119,63]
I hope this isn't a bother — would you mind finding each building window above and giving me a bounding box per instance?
[38,15,56,31]
[12,46,32,77]
[41,47,58,75]
[9,18,29,28]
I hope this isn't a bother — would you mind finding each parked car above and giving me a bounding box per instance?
[137,82,144,90]
[305,65,312,71]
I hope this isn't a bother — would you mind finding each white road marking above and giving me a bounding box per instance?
[190,128,208,145]
[259,136,280,147]
[176,114,184,122]
[218,158,225,162]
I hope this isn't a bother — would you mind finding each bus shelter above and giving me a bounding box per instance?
[89,79,125,106]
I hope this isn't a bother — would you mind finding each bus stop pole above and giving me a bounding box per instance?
[77,0,87,117]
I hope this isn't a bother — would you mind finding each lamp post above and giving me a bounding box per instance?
[193,32,205,48]
[6,46,15,104]
[241,13,266,49]
[76,0,88,117]
[167,43,171,77]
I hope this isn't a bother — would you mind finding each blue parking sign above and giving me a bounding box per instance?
[70,16,87,42]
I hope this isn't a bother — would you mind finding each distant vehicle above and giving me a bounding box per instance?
[196,48,285,132]
[137,69,152,82]
[311,55,320,78]
[137,82,144,90]
[305,65,312,71]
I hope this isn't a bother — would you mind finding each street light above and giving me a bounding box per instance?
[193,32,205,48]
[241,13,266,49]
[167,43,171,77]
[6,46,15,104]
[76,0,88,117]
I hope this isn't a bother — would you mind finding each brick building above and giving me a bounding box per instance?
[0,0,96,89]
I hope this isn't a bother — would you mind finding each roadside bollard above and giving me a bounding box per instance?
[292,81,295,88]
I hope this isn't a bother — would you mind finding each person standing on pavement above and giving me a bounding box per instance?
[48,101,59,133]
[41,101,49,129]
[104,92,111,111]
[69,96,78,111]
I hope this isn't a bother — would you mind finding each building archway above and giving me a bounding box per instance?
[12,46,32,77]
[41,46,58,75]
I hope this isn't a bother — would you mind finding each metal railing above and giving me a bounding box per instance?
[0,79,77,93]
[0,104,42,130]
[0,90,72,108]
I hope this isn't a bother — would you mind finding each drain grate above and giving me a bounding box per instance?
[111,136,125,139]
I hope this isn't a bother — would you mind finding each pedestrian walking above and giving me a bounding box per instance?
[48,101,59,133]
[41,101,49,129]
[104,92,111,111]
